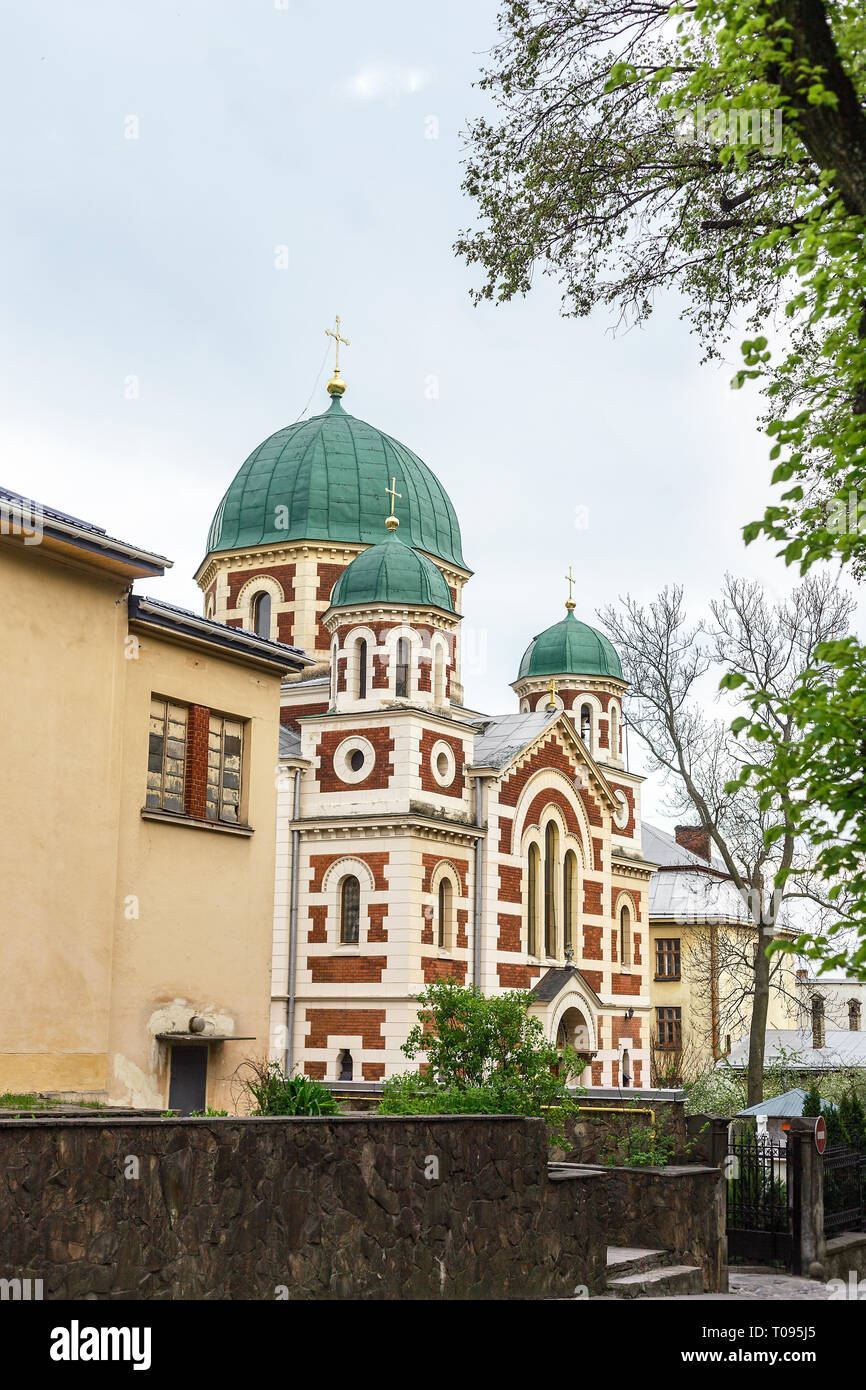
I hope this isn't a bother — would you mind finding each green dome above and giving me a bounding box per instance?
[518,609,623,680]
[329,533,454,612]
[205,394,466,569]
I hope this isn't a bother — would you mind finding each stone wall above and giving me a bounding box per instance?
[556,1096,691,1164]
[580,1162,728,1292]
[0,1114,608,1300]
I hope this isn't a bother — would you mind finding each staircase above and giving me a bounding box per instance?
[604,1246,703,1298]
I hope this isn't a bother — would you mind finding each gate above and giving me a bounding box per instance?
[823,1146,866,1236]
[726,1133,794,1269]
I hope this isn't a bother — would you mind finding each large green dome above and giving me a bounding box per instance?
[518,609,623,680]
[329,533,454,612]
[205,394,466,569]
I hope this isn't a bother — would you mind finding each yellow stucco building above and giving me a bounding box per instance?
[0,488,309,1111]
[645,823,797,1082]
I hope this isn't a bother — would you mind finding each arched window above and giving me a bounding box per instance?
[542,822,561,956]
[357,639,368,699]
[610,704,619,757]
[433,646,445,704]
[621,1049,631,1088]
[527,843,540,956]
[437,878,452,949]
[580,703,592,748]
[619,903,631,967]
[395,637,410,698]
[338,1049,354,1081]
[340,875,360,944]
[563,850,577,953]
[251,590,271,639]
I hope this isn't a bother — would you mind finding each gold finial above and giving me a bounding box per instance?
[325,314,350,396]
[546,677,557,709]
[385,475,402,531]
[565,565,576,611]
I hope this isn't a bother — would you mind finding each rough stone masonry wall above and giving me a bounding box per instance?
[0,1115,608,1301]
[585,1162,728,1293]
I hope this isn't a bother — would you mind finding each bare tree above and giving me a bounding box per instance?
[600,572,854,1104]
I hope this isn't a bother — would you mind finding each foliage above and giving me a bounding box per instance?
[0,1092,62,1110]
[458,0,866,978]
[598,1102,682,1167]
[189,1107,229,1117]
[378,981,585,1144]
[234,1060,340,1117]
[801,1079,823,1118]
[684,1051,866,1118]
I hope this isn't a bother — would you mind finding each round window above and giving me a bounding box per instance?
[334,736,376,785]
[613,789,630,831]
[430,739,457,788]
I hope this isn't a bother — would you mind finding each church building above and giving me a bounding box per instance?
[194,343,656,1089]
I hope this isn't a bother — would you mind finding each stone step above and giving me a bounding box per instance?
[607,1264,704,1299]
[606,1246,674,1279]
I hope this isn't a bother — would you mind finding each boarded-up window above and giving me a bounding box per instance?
[146,699,188,814]
[206,716,244,823]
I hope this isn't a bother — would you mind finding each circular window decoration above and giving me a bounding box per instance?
[613,789,630,830]
[334,736,376,785]
[430,739,457,788]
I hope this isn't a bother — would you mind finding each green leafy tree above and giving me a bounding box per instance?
[458,0,866,976]
[801,1079,823,1117]
[379,981,584,1141]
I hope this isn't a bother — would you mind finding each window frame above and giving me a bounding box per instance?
[340,874,361,945]
[656,1006,682,1049]
[655,937,681,980]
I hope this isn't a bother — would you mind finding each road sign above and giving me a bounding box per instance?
[815,1114,827,1154]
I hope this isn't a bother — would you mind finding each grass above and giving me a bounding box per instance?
[0,1093,107,1111]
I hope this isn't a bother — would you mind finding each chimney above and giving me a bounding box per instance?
[675,824,711,862]
[796,969,808,981]
[811,995,825,1050]
[849,1000,861,1033]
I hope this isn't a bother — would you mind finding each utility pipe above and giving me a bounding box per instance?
[285,767,302,1074]
[473,775,486,988]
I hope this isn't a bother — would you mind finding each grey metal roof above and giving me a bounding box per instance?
[737,1087,835,1118]
[642,821,726,872]
[471,710,559,769]
[529,966,602,1005]
[130,596,311,667]
[725,1030,866,1071]
[1,485,169,571]
[649,868,753,923]
[278,726,302,758]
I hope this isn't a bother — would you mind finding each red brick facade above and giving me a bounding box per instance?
[421,853,469,897]
[183,704,211,820]
[315,727,395,792]
[419,728,465,798]
[367,903,388,942]
[305,1008,386,1050]
[421,957,468,984]
[308,956,387,984]
[309,851,389,894]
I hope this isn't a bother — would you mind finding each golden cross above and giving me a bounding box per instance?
[565,566,575,602]
[325,315,350,373]
[386,476,402,519]
[547,677,557,708]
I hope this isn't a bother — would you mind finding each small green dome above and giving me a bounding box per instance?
[329,534,454,612]
[205,394,466,570]
[518,609,622,680]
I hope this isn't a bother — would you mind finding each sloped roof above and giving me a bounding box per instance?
[470,710,560,769]
[643,821,752,923]
[737,1086,835,1118]
[278,726,302,758]
[725,1030,866,1071]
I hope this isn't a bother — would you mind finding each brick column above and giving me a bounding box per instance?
[184,704,211,819]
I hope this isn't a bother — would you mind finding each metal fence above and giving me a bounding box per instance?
[823,1145,866,1237]
[726,1134,794,1268]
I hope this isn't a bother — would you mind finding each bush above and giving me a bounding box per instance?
[378,981,585,1145]
[235,1060,340,1117]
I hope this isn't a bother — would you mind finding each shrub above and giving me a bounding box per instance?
[235,1060,340,1117]
[378,981,585,1145]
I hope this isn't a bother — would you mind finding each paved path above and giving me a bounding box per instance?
[658,1271,836,1300]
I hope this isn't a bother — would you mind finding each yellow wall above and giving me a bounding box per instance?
[0,537,283,1111]
[648,919,797,1079]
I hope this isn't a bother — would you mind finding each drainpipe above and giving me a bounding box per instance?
[473,775,486,988]
[285,767,302,1074]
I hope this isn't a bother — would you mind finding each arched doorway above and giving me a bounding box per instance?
[555,1005,593,1080]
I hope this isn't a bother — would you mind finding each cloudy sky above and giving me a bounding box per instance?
[2,0,852,823]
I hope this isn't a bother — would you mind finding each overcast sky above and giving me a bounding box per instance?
[2,0,857,825]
